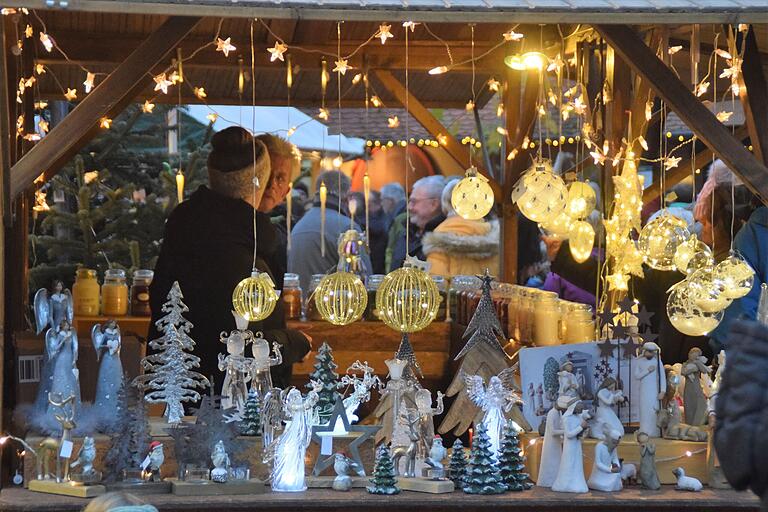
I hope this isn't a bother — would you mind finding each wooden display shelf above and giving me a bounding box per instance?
[0,486,759,512]
[73,315,152,339]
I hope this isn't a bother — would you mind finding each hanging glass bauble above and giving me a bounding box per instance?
[638,210,690,271]
[673,236,714,275]
[314,271,368,326]
[712,251,755,300]
[232,270,279,322]
[511,159,567,224]
[569,220,595,263]
[376,263,440,333]
[451,166,494,220]
[541,211,573,240]
[687,268,731,313]
[667,280,724,336]
[566,181,597,220]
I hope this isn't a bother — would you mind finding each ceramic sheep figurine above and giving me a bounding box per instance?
[672,467,702,491]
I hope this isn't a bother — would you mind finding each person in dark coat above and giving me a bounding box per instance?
[349,190,388,275]
[149,127,310,390]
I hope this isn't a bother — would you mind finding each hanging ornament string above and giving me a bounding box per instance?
[404,23,411,257]
[469,23,476,167]
[176,49,185,205]
[337,21,343,222]
[250,19,259,272]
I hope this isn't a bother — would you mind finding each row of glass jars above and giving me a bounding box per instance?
[72,268,154,317]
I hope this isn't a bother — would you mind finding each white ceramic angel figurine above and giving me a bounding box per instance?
[210,440,230,483]
[551,400,590,494]
[338,361,380,424]
[250,331,283,400]
[632,342,666,438]
[43,320,81,420]
[681,347,710,426]
[268,384,320,492]
[92,320,123,418]
[218,313,256,411]
[34,280,73,334]
[589,377,625,440]
[557,360,580,401]
[465,368,523,461]
[587,427,623,492]
[537,397,569,488]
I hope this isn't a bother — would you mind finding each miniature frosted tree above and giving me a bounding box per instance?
[367,445,400,495]
[543,357,560,402]
[239,389,261,436]
[133,281,209,423]
[449,438,468,486]
[306,341,339,424]
[498,420,532,492]
[103,381,151,482]
[462,422,506,495]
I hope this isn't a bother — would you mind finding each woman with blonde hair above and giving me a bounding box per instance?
[83,492,157,512]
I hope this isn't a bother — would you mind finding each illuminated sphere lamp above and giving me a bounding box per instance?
[666,279,723,336]
[451,166,494,220]
[314,271,368,325]
[673,236,714,276]
[712,251,755,300]
[687,267,731,313]
[566,181,597,220]
[568,220,595,263]
[511,159,567,224]
[541,211,573,240]
[504,51,547,71]
[232,270,279,322]
[637,210,690,271]
[376,259,440,333]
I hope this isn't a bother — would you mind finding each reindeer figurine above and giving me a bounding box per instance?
[48,393,76,483]
[391,408,420,478]
[338,361,381,424]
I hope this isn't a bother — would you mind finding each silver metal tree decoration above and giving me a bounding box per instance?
[133,282,209,423]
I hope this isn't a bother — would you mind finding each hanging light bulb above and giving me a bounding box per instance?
[667,279,724,336]
[566,181,597,220]
[511,158,567,224]
[637,210,690,271]
[712,251,755,299]
[232,271,279,322]
[673,236,714,275]
[451,166,494,220]
[541,211,573,240]
[314,230,369,325]
[376,258,440,333]
[687,268,731,313]
[568,220,595,263]
[175,169,185,203]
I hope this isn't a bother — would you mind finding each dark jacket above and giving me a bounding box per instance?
[149,186,310,390]
[715,320,768,509]
[355,209,388,275]
[388,213,446,272]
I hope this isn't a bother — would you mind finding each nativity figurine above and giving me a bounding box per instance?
[681,347,711,426]
[587,427,623,492]
[590,377,625,440]
[551,400,590,494]
[632,342,666,438]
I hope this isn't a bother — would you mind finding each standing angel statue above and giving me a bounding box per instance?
[34,280,73,335]
[266,383,320,492]
[557,360,580,401]
[338,361,381,424]
[464,368,523,460]
[39,320,81,424]
[218,314,256,411]
[250,332,283,400]
[92,320,123,421]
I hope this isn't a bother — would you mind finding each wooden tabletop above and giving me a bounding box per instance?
[0,486,760,512]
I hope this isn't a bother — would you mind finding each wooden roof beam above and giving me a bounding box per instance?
[10,16,201,198]
[737,26,768,167]
[595,24,768,204]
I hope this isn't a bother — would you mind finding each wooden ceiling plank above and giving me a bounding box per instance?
[10,16,201,198]
[738,26,768,167]
[595,24,768,204]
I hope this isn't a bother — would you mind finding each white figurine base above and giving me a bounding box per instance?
[396,477,455,494]
[306,476,369,488]
[171,478,266,496]
[28,479,106,498]
[106,480,173,495]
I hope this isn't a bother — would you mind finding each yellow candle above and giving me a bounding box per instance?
[320,181,327,258]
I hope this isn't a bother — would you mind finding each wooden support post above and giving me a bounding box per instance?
[595,24,768,204]
[738,26,768,167]
[373,69,500,199]
[9,16,201,198]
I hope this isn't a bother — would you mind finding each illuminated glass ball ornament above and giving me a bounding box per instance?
[568,220,595,263]
[638,211,690,271]
[541,211,574,240]
[376,266,440,333]
[566,181,597,220]
[451,166,494,220]
[511,159,567,224]
[673,236,714,275]
[232,270,279,322]
[712,252,755,300]
[666,279,724,336]
[314,271,368,326]
[687,268,731,313]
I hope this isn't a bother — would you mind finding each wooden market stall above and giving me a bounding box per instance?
[0,0,768,509]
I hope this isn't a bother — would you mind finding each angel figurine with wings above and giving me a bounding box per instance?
[465,368,523,461]
[36,320,81,427]
[34,280,73,335]
[92,320,123,422]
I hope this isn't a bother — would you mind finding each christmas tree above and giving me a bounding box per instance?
[454,271,506,361]
[102,380,151,482]
[448,438,468,486]
[306,341,339,424]
[498,420,532,492]
[367,444,400,495]
[239,388,261,436]
[462,422,506,495]
[133,282,209,423]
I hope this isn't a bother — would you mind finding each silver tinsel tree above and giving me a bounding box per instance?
[133,281,209,423]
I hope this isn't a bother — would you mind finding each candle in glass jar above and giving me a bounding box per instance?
[533,291,561,346]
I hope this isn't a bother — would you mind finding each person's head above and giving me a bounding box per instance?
[695,182,755,250]
[369,190,382,215]
[293,182,309,203]
[255,134,301,213]
[605,429,622,451]
[688,347,702,361]
[52,279,63,294]
[347,191,365,219]
[441,177,461,218]
[408,175,445,229]
[380,182,406,215]
[315,171,351,204]
[642,342,660,359]
[672,182,693,204]
[599,377,617,392]
[636,431,649,444]
[83,491,158,512]
[560,361,574,373]
[207,127,270,209]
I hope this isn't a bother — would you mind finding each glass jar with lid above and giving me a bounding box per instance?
[563,302,595,343]
[102,268,129,316]
[130,269,154,316]
[306,274,325,321]
[73,268,100,316]
[365,274,384,321]
[282,273,302,320]
[533,290,561,346]
[431,275,447,322]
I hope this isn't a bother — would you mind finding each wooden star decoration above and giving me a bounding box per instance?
[611,322,629,340]
[597,308,616,329]
[617,297,636,314]
[215,37,236,57]
[621,336,642,360]
[310,396,380,476]
[636,306,654,328]
[378,24,393,45]
[268,41,288,62]
[597,339,616,359]
[333,58,350,75]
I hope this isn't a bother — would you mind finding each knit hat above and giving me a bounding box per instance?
[207,127,271,203]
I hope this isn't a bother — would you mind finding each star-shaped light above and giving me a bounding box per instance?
[194,87,207,99]
[206,113,218,123]
[547,53,565,73]
[638,135,649,151]
[351,73,363,85]
[503,29,523,41]
[572,96,587,115]
[24,24,33,38]
[333,58,350,75]
[695,80,710,97]
[387,115,399,128]
[665,156,682,170]
[169,70,181,84]
[267,41,287,62]
[142,100,155,113]
[715,48,732,60]
[606,272,630,291]
[590,149,606,166]
[99,117,112,129]
[402,21,419,32]
[64,88,77,101]
[34,101,47,109]
[153,73,172,94]
[465,99,475,111]
[39,32,53,52]
[487,78,501,92]
[716,111,733,123]
[23,133,41,142]
[496,102,504,117]
[35,63,45,75]
[317,107,330,120]
[83,72,95,93]
[38,119,49,133]
[215,37,236,57]
[370,95,382,107]
[378,23,393,44]
[668,45,682,55]
[645,100,653,121]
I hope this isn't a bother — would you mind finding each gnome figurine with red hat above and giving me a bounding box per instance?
[145,441,165,482]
